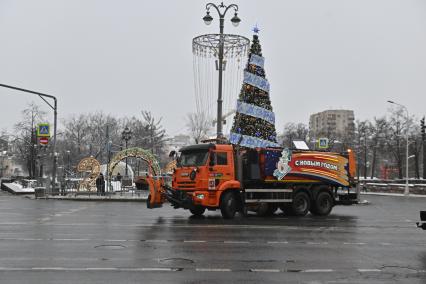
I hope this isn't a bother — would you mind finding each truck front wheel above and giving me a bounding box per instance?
[220,191,237,219]
[310,191,333,216]
[291,192,310,216]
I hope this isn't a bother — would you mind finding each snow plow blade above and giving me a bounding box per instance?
[146,176,165,209]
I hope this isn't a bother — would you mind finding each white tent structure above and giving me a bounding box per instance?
[100,161,134,180]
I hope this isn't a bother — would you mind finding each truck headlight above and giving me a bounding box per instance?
[195,194,205,200]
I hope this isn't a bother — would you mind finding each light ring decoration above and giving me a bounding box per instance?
[77,157,101,191]
[163,160,177,174]
[109,147,161,178]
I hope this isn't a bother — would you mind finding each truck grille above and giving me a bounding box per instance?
[177,181,195,189]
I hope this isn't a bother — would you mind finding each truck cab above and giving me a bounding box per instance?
[165,143,241,217]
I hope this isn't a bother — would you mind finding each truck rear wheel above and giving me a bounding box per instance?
[310,191,333,216]
[291,192,310,216]
[190,206,206,216]
[220,191,237,219]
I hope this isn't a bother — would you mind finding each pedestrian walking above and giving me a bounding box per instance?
[96,173,105,196]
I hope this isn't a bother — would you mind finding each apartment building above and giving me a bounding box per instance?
[309,109,355,140]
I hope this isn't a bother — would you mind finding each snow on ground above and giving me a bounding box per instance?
[2,182,35,194]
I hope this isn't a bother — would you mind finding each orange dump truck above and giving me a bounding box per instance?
[148,143,358,219]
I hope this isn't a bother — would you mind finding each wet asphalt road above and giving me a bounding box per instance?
[0,192,425,284]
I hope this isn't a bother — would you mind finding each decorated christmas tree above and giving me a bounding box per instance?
[230,29,279,148]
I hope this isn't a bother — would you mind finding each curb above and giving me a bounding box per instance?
[35,196,148,202]
[360,192,426,198]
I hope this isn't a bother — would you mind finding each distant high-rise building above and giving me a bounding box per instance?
[309,110,355,142]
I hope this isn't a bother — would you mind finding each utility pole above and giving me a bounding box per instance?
[106,124,111,194]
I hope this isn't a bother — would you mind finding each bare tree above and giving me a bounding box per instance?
[62,114,89,156]
[281,122,308,148]
[368,117,387,178]
[141,110,167,157]
[409,118,423,179]
[355,120,371,179]
[186,112,211,144]
[12,102,47,177]
[385,108,413,179]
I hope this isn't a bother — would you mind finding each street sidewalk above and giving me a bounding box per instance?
[36,191,149,202]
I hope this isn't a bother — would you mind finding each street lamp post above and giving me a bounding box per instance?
[387,100,410,196]
[203,2,241,139]
[121,127,132,177]
[0,84,58,193]
[0,151,6,177]
[66,150,71,178]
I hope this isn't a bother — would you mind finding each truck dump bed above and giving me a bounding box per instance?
[260,149,352,187]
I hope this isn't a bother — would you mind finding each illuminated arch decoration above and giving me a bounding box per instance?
[108,147,161,178]
[77,157,101,191]
[163,160,177,174]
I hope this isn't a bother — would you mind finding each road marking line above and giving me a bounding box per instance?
[52,238,90,241]
[267,241,288,244]
[184,240,206,243]
[105,239,127,242]
[135,268,177,271]
[0,267,179,272]
[224,241,250,244]
[380,242,391,246]
[358,269,381,272]
[307,242,328,245]
[250,268,280,273]
[145,240,168,243]
[0,267,28,271]
[196,268,231,272]
[343,242,366,245]
[32,267,67,270]
[303,269,334,273]
[86,268,118,271]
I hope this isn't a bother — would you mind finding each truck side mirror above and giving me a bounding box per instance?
[169,150,176,158]
[209,152,216,166]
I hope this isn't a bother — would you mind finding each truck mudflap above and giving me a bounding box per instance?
[335,192,358,205]
[417,211,426,230]
[147,176,165,209]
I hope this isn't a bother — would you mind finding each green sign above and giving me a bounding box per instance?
[37,123,50,137]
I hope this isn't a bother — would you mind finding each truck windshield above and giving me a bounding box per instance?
[179,150,209,167]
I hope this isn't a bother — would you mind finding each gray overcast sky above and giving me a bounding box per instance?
[1,0,425,136]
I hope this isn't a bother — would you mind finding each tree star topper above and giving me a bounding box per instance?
[252,24,260,34]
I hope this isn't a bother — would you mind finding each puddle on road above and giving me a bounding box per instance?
[158,258,194,265]
[94,244,126,250]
